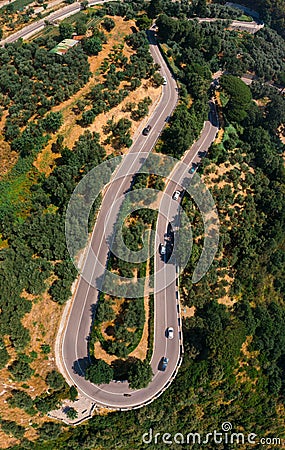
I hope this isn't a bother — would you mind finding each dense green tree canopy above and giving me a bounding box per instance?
[82,36,103,55]
[128,359,153,389]
[220,74,253,122]
[59,22,74,39]
[85,359,114,384]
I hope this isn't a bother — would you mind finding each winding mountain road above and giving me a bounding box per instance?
[0,0,107,45]
[60,30,182,409]
[59,41,218,408]
[0,0,263,47]
[2,1,219,410]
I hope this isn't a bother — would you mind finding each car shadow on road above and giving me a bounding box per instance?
[208,101,219,127]
[72,302,100,378]
[72,357,90,377]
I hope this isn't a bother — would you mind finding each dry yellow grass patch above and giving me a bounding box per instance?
[0,432,18,449]
[50,18,136,149]
[45,17,162,156]
[276,403,285,430]
[94,342,117,365]
[93,297,123,363]
[128,226,154,361]
[181,305,195,319]
[22,292,62,381]
[202,161,255,306]
[235,336,260,385]
[217,273,236,307]
[129,298,149,360]
[0,294,59,442]
[109,296,124,316]
[94,405,116,415]
[186,95,193,108]
[254,96,270,108]
[215,127,224,144]
[204,161,254,201]
[215,91,222,107]
[33,143,61,176]
[0,338,35,436]
[0,291,63,422]
[204,162,232,189]
[100,319,115,342]
[0,291,65,443]
[0,113,18,179]
[214,92,225,134]
[278,125,285,145]
[0,234,9,250]
[89,79,161,156]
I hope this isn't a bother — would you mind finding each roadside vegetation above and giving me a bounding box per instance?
[220,0,285,39]
[0,3,164,443]
[88,171,160,387]
[0,0,284,448]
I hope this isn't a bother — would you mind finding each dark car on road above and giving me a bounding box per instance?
[190,162,198,174]
[159,356,169,371]
[160,244,166,255]
[142,125,152,136]
[167,327,174,339]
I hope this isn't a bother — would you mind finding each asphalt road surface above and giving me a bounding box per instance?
[0,0,107,45]
[0,0,263,46]
[1,2,219,409]
[60,57,218,409]
[196,17,264,34]
[61,31,182,409]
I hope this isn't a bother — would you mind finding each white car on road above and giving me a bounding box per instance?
[160,244,166,255]
[173,190,180,200]
[167,327,174,339]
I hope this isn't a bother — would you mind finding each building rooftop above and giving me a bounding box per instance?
[50,39,79,55]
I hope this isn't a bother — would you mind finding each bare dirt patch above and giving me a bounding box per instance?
[217,273,236,307]
[0,292,63,443]
[203,160,254,306]
[278,124,285,146]
[46,17,162,156]
[89,80,161,156]
[50,18,136,149]
[0,112,18,179]
[129,293,150,360]
[215,127,224,144]
[235,336,260,385]
[33,143,61,176]
[94,341,117,365]
[181,305,195,319]
[22,292,62,382]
